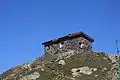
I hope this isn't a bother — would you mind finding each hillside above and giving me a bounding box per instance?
[0,51,118,80]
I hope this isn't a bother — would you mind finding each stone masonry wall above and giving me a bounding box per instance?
[44,37,92,55]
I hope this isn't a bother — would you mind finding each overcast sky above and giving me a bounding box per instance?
[0,0,120,73]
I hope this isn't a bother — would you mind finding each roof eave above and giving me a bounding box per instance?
[42,32,95,45]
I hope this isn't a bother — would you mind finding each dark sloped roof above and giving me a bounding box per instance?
[42,32,94,45]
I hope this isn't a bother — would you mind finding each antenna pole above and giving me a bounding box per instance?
[116,40,119,54]
[116,40,120,80]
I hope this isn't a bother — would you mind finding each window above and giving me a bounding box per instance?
[79,42,82,45]
[79,42,84,48]
[46,45,50,50]
[59,43,62,48]
[80,43,84,48]
[59,41,64,48]
[61,41,64,44]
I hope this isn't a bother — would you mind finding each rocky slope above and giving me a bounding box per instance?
[0,51,118,80]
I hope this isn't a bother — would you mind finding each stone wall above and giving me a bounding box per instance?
[44,37,92,55]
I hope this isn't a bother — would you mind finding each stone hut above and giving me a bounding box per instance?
[42,32,94,55]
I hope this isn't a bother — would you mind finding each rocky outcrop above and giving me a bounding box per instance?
[71,66,97,77]
[19,72,40,80]
[0,51,118,80]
